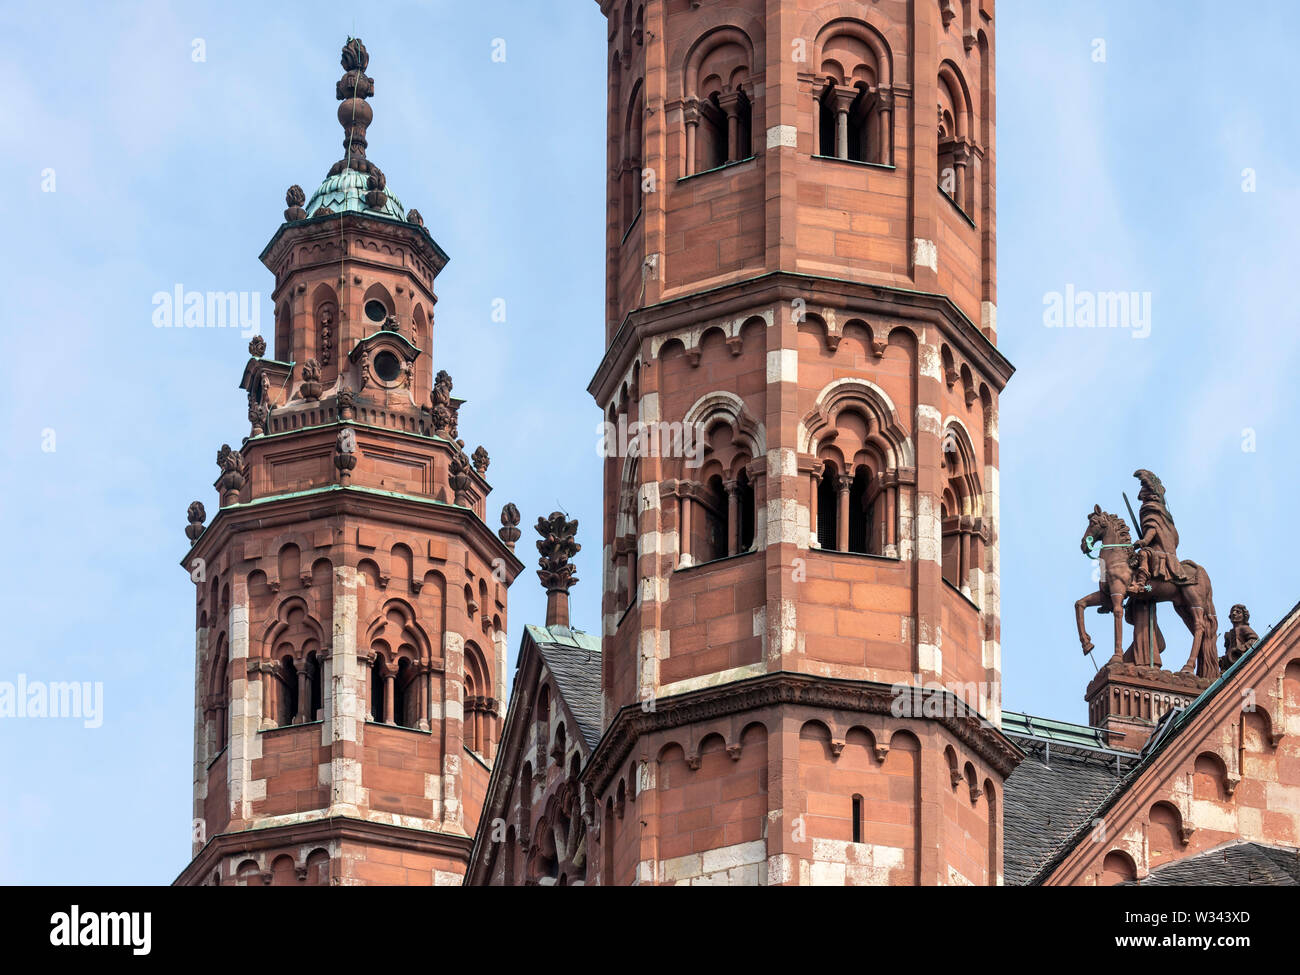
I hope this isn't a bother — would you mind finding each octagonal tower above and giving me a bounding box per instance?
[587,0,1018,886]
[176,39,522,886]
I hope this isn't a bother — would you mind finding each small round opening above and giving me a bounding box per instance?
[374,351,402,383]
[365,300,388,323]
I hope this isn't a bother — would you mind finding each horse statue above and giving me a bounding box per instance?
[1075,505,1220,679]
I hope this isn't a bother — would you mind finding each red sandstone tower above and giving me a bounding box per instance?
[176,39,521,886]
[588,0,1017,884]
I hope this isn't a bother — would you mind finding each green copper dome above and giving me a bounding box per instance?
[306,168,406,220]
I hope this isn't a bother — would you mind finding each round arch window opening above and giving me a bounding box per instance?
[364,299,388,323]
[374,350,402,383]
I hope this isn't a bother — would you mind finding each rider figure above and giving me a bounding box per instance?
[1127,469,1192,595]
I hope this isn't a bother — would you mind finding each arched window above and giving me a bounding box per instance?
[464,643,492,755]
[816,465,839,550]
[702,474,728,562]
[803,378,914,558]
[394,657,413,728]
[814,21,893,164]
[306,651,323,722]
[847,465,874,554]
[370,655,386,723]
[677,391,765,565]
[278,656,299,726]
[683,28,755,176]
[937,63,973,212]
[621,83,645,234]
[736,467,755,552]
[940,423,982,596]
[816,83,883,163]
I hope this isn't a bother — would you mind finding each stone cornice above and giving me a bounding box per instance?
[582,671,1024,796]
[259,209,449,283]
[588,271,1014,407]
[174,815,473,886]
[181,484,524,583]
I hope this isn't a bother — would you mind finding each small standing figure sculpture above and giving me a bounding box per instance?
[1221,604,1260,670]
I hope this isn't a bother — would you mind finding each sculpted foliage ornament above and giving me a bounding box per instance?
[432,370,461,442]
[300,358,323,401]
[248,398,269,436]
[449,452,472,506]
[334,427,357,485]
[536,512,580,594]
[498,503,521,550]
[185,501,206,542]
[337,386,356,420]
[248,334,267,358]
[216,444,247,506]
[472,445,490,474]
[284,184,307,222]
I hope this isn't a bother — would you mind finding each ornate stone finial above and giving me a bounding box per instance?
[536,512,580,628]
[498,503,521,550]
[334,427,357,485]
[331,38,376,176]
[471,446,490,475]
[449,452,472,506]
[381,314,400,333]
[337,385,356,420]
[216,444,246,506]
[247,398,268,437]
[406,209,424,227]
[300,358,323,401]
[1221,604,1260,670]
[432,370,454,435]
[284,184,307,222]
[365,169,388,210]
[248,334,267,358]
[318,306,333,366]
[185,501,207,542]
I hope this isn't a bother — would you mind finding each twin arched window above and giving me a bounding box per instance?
[683,29,754,176]
[815,462,878,555]
[814,21,894,165]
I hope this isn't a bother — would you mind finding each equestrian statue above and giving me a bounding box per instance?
[1074,470,1220,680]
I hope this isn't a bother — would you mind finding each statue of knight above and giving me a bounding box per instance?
[1126,468,1192,595]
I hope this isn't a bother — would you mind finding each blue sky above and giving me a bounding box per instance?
[0,1,1294,884]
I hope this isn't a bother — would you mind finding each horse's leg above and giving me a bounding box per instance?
[1109,588,1126,663]
[1075,590,1104,655]
[1178,598,1205,675]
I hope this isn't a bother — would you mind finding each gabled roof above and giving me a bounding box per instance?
[1001,711,1140,886]
[1010,596,1300,885]
[525,624,602,749]
[1123,842,1300,886]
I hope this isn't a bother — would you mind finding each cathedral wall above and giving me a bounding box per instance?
[1046,642,1300,886]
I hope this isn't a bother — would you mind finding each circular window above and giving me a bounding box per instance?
[373,350,402,383]
[364,300,388,323]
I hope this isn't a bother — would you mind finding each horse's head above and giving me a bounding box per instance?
[1082,504,1107,555]
[1082,504,1130,555]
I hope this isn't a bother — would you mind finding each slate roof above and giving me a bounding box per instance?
[526,624,603,750]
[1001,711,1139,886]
[1124,843,1300,886]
